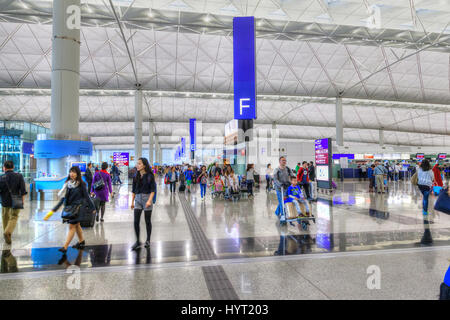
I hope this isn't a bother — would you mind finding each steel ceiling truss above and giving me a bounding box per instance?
[1,1,450,52]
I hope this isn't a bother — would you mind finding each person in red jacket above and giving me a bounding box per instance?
[297,161,312,200]
[432,161,444,193]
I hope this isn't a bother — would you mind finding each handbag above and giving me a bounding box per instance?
[411,172,418,185]
[61,203,82,220]
[434,188,450,215]
[93,172,105,191]
[3,176,23,209]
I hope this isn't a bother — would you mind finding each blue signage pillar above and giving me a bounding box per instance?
[181,137,186,159]
[189,119,196,161]
[233,16,257,120]
[233,17,257,170]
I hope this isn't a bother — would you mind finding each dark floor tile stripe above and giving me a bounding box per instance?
[179,194,240,300]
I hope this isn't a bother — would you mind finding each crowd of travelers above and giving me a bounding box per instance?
[1,156,449,262]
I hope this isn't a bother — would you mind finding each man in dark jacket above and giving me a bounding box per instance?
[85,162,93,193]
[308,161,316,181]
[0,161,27,245]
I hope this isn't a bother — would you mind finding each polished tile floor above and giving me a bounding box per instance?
[1,178,449,299]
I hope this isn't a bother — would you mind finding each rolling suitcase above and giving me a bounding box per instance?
[80,197,98,228]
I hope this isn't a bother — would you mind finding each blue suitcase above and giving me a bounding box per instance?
[434,189,450,215]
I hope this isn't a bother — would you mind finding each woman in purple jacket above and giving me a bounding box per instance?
[91,162,113,222]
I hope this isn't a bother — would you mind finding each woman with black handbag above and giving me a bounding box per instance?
[44,166,96,253]
[91,162,112,222]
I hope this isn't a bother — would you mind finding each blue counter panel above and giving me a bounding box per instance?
[34,140,92,158]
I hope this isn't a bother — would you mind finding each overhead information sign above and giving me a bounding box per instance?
[189,119,196,152]
[233,16,257,120]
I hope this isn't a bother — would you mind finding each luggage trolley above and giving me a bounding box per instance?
[278,186,315,231]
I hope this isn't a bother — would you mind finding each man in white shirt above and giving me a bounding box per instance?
[394,163,401,181]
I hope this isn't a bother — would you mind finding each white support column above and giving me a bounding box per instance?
[134,90,143,159]
[47,0,81,177]
[51,0,80,136]
[256,128,260,173]
[198,120,203,163]
[154,136,159,164]
[271,122,279,159]
[336,97,344,147]
[379,129,384,147]
[149,120,154,164]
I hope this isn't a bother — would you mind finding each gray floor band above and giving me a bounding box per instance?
[178,193,240,300]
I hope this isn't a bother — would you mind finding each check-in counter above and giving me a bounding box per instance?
[34,177,66,201]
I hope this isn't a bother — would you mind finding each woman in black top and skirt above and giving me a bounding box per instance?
[44,166,96,253]
[131,158,156,251]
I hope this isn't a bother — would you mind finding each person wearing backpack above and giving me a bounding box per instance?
[184,166,194,193]
[197,165,208,200]
[0,161,27,245]
[131,157,156,251]
[91,162,113,222]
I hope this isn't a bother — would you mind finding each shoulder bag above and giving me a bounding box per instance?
[61,203,82,220]
[3,175,23,209]
[93,172,105,191]
[61,188,82,220]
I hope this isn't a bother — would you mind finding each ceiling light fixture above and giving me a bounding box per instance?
[204,15,211,23]
[148,8,153,18]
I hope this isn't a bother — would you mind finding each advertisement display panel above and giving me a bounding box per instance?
[315,138,332,189]
[438,153,447,159]
[113,152,129,166]
[71,162,87,173]
[416,153,425,160]
[315,138,329,165]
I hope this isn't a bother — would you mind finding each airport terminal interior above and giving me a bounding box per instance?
[1,0,450,301]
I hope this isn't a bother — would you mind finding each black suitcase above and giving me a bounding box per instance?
[179,184,186,192]
[80,197,99,228]
[440,282,450,300]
